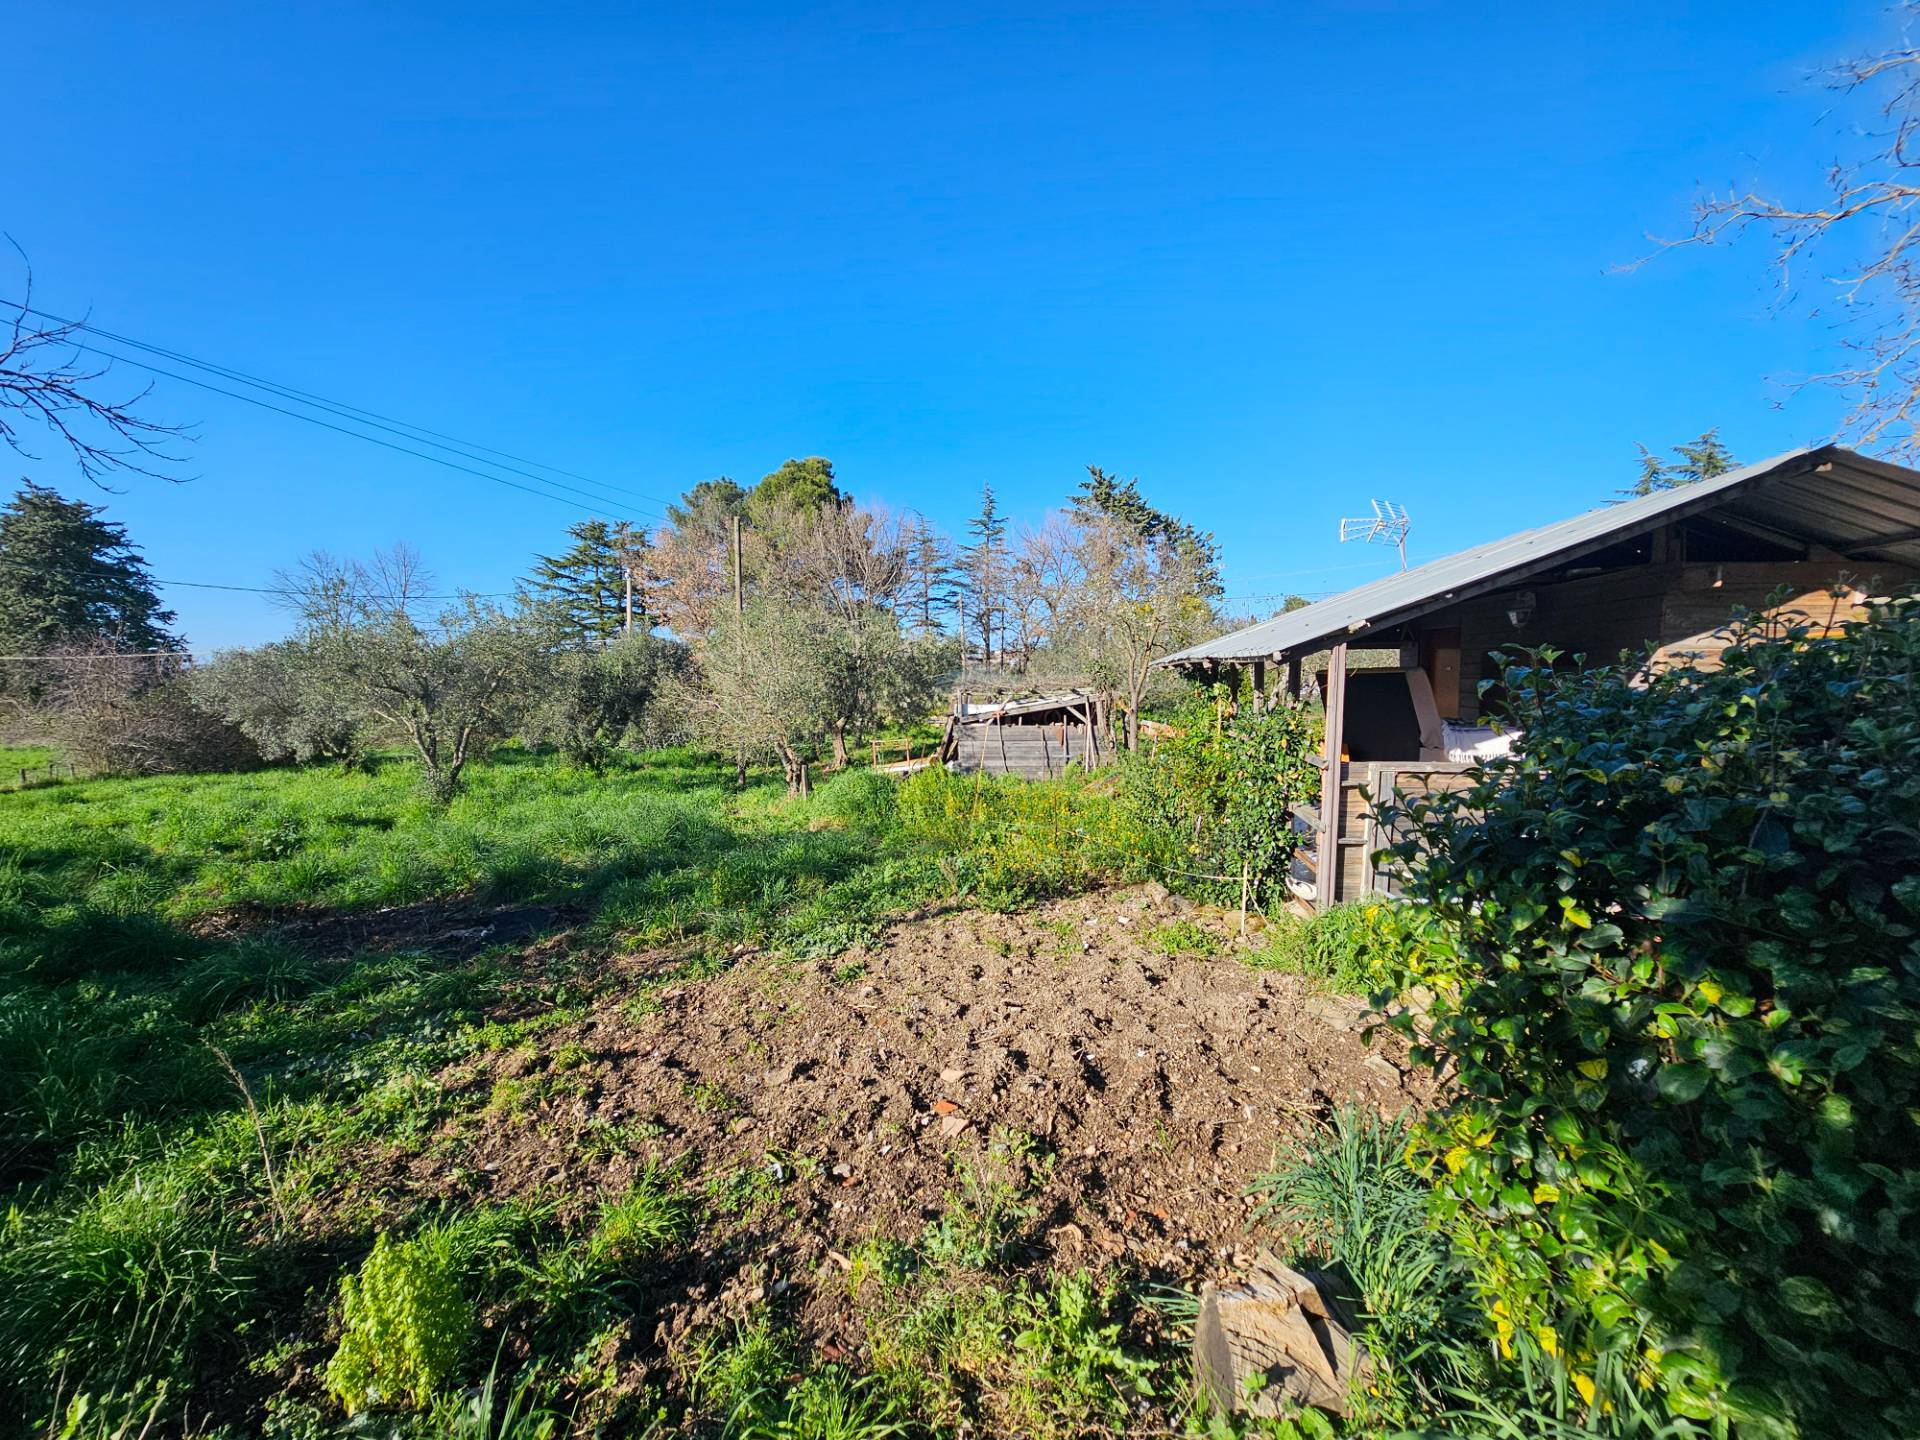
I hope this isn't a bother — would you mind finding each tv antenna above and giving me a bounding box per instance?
[1339,499,1411,569]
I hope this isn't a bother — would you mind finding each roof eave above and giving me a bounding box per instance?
[1158,446,1846,668]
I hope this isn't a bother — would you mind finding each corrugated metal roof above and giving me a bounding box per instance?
[1160,445,1920,667]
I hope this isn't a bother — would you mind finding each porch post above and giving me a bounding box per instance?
[1315,642,1348,911]
[1285,655,1302,700]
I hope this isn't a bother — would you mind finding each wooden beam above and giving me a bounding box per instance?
[1315,642,1348,911]
[1842,523,1920,553]
[1285,655,1302,700]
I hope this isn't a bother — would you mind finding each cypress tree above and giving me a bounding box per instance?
[0,481,179,655]
[961,485,1007,663]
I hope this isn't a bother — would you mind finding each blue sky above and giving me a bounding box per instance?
[4,1,1891,648]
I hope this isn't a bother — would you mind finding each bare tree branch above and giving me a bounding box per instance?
[0,240,191,487]
[1635,9,1920,456]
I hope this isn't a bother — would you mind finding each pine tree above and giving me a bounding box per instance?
[0,481,179,656]
[523,519,650,647]
[902,513,955,635]
[961,485,1007,663]
[1624,430,1737,498]
[751,457,843,515]
[1072,466,1222,598]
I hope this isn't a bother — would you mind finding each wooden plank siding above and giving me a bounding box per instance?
[1296,761,1478,906]
[1424,559,1915,722]
[950,720,1103,779]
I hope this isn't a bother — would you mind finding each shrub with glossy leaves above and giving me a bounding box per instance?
[1380,592,1920,1437]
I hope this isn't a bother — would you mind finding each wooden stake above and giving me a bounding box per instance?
[1315,642,1348,911]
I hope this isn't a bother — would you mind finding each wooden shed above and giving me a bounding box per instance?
[938,693,1108,779]
[1159,445,1920,910]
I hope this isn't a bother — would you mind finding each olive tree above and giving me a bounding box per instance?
[679,600,837,795]
[523,629,687,771]
[1059,469,1221,749]
[284,547,549,801]
[190,639,364,765]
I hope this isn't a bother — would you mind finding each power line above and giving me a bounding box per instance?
[61,339,666,521]
[1,554,524,602]
[3,298,682,517]
[156,577,517,599]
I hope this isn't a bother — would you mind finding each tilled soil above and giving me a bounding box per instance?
[368,883,1436,1360]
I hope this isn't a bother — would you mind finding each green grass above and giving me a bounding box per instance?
[0,737,1631,1438]
[0,744,1157,1433]
[0,744,60,778]
[1248,899,1395,994]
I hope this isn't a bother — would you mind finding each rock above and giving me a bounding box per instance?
[1362,1053,1401,1083]
[1195,1253,1372,1420]
[937,1113,971,1138]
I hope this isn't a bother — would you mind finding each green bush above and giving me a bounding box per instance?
[811,768,900,834]
[325,1226,474,1414]
[894,766,1135,906]
[1380,594,1920,1437]
[1118,683,1318,911]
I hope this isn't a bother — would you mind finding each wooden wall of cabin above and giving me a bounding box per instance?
[951,718,1102,779]
[1401,558,1914,723]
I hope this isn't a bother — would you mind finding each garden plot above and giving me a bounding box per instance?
[371,885,1432,1370]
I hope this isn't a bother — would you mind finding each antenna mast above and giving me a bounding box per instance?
[1338,499,1411,569]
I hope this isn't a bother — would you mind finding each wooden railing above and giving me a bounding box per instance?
[1288,760,1478,907]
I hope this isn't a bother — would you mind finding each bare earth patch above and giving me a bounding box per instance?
[340,883,1436,1380]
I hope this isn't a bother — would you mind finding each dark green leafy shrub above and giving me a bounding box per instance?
[1380,593,1920,1437]
[1118,684,1318,910]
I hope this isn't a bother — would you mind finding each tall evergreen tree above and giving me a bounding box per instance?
[961,485,1007,663]
[1071,466,1223,599]
[522,519,650,647]
[751,457,843,515]
[0,481,179,655]
[1623,430,1737,498]
[902,513,955,635]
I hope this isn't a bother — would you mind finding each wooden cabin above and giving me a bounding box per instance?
[1158,445,1920,910]
[938,693,1109,778]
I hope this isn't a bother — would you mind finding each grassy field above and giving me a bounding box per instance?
[7,745,1276,1437]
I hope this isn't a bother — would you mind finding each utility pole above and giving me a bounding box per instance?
[623,565,633,635]
[730,513,747,789]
